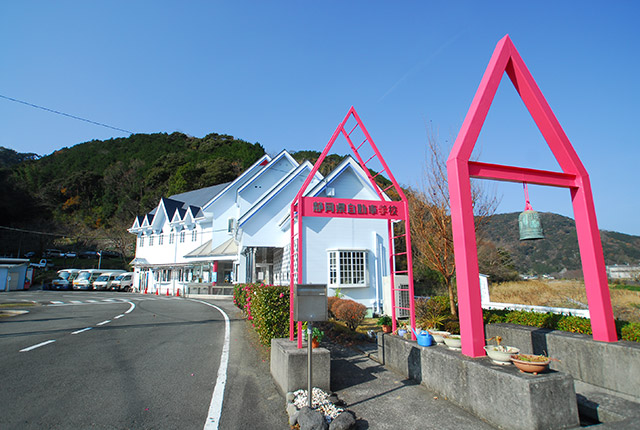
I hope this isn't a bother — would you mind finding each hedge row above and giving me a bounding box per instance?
[233,283,290,346]
[418,295,640,343]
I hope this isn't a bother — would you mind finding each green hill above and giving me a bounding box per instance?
[482,212,640,275]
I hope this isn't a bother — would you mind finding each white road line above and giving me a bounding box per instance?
[97,320,111,326]
[51,301,63,304]
[72,327,93,335]
[86,300,97,303]
[71,301,82,304]
[114,314,125,319]
[192,300,230,430]
[20,340,56,352]
[124,301,135,314]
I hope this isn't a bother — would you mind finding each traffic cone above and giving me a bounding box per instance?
[155,289,159,295]
[176,289,180,297]
[166,289,170,296]
[144,287,147,294]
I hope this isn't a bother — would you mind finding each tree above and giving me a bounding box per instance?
[407,127,498,317]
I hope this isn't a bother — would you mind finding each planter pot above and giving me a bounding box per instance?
[311,338,320,349]
[484,345,520,365]
[443,334,462,350]
[381,325,392,334]
[511,354,550,375]
[429,330,451,344]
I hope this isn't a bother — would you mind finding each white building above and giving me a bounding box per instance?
[128,151,393,312]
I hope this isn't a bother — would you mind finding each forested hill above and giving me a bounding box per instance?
[482,212,640,275]
[0,132,266,254]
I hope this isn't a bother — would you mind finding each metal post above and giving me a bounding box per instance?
[307,321,313,409]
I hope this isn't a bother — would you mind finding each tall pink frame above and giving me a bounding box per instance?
[289,107,416,347]
[448,35,618,357]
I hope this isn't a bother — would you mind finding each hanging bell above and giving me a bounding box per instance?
[518,183,544,241]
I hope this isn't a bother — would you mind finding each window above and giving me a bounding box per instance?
[192,229,197,242]
[179,231,185,243]
[158,234,164,245]
[149,235,154,246]
[139,236,144,247]
[169,233,175,244]
[328,250,368,287]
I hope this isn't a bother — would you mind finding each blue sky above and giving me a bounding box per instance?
[1,1,639,235]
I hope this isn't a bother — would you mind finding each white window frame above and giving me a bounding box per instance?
[169,233,175,244]
[148,235,154,246]
[139,235,144,247]
[192,229,197,242]
[327,249,369,288]
[179,231,185,243]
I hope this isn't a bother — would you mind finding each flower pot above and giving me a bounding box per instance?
[428,330,450,344]
[382,324,392,334]
[484,345,520,365]
[511,354,550,375]
[443,334,461,350]
[311,338,320,349]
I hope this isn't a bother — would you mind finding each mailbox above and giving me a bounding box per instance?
[294,284,327,321]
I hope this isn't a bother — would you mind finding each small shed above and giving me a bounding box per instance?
[0,258,30,291]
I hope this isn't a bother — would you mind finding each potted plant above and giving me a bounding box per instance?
[397,321,408,337]
[377,315,392,333]
[484,336,520,365]
[443,334,462,350]
[418,314,449,344]
[511,353,558,375]
[311,327,324,348]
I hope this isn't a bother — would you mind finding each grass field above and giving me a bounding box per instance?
[488,279,640,323]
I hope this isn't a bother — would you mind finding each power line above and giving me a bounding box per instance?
[0,225,67,237]
[0,94,133,134]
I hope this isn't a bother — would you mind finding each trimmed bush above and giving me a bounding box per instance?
[504,310,560,329]
[556,315,592,334]
[327,296,341,319]
[247,284,290,346]
[334,299,366,331]
[621,322,640,342]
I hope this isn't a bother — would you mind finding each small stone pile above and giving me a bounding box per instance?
[286,387,355,430]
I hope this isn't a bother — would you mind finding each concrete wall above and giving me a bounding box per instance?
[270,338,330,394]
[485,323,640,399]
[378,333,579,430]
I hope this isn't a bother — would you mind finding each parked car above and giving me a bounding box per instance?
[72,269,104,290]
[80,251,99,259]
[110,272,134,291]
[44,249,64,258]
[24,251,36,258]
[63,251,77,258]
[52,269,81,290]
[93,271,126,290]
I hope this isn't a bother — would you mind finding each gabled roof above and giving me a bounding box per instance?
[305,155,390,201]
[239,160,322,226]
[202,154,272,210]
[237,150,298,195]
[168,182,231,209]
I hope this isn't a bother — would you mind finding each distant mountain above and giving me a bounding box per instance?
[482,212,640,275]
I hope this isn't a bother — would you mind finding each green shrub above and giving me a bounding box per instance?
[621,322,640,342]
[334,299,366,331]
[248,284,290,346]
[555,315,592,334]
[415,295,451,329]
[504,310,560,329]
[444,319,460,335]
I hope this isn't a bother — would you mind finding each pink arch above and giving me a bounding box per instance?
[447,35,618,357]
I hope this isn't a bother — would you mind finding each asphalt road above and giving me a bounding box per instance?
[0,290,286,429]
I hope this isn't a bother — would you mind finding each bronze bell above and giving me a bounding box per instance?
[519,183,544,241]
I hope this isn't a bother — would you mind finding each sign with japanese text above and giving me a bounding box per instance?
[300,197,404,220]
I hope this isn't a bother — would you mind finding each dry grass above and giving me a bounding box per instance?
[488,280,640,323]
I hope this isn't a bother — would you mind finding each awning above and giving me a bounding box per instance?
[129,257,151,266]
[184,237,239,258]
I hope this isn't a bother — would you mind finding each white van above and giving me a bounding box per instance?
[73,269,104,290]
[52,269,81,290]
[93,270,126,291]
[110,272,134,292]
